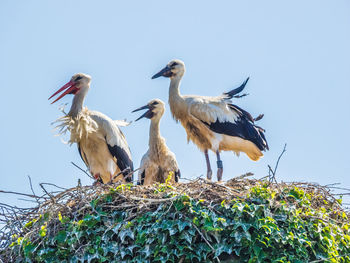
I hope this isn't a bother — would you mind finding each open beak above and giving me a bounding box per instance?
[151,65,173,79]
[48,80,78,104]
[132,104,154,121]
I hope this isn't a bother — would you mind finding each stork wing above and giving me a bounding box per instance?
[221,77,250,100]
[202,106,269,151]
[187,99,268,151]
[78,143,89,168]
[186,96,240,124]
[90,111,134,181]
[137,152,149,185]
[185,78,250,124]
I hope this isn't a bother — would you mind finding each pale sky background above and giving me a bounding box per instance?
[1,0,349,207]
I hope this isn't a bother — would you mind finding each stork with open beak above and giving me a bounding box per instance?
[49,73,134,184]
[132,99,180,185]
[152,60,268,181]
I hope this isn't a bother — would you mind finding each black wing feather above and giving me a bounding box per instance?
[77,143,89,167]
[229,104,255,123]
[223,77,249,99]
[257,128,269,150]
[107,142,134,182]
[175,170,181,183]
[138,170,145,185]
[201,106,268,151]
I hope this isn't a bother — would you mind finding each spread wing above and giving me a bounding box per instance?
[90,111,134,181]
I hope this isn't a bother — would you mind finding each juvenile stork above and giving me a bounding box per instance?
[152,60,268,181]
[132,99,180,185]
[49,73,133,184]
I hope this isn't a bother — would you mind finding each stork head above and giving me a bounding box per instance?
[152,59,185,80]
[48,73,91,104]
[132,99,165,121]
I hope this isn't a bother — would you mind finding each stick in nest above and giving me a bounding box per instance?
[71,162,94,180]
[267,143,287,187]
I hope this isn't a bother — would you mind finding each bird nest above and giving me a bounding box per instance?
[1,173,349,262]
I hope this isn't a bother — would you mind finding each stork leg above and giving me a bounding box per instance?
[93,173,102,186]
[108,173,114,184]
[216,151,223,181]
[204,150,212,180]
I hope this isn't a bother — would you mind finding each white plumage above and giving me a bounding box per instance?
[152,59,268,181]
[185,95,240,124]
[49,73,133,184]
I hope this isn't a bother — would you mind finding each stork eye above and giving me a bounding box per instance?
[75,76,83,81]
[171,62,178,67]
[151,101,159,105]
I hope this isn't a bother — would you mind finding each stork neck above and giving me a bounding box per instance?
[169,76,186,119]
[149,119,164,156]
[149,119,161,146]
[68,88,88,118]
[169,76,183,101]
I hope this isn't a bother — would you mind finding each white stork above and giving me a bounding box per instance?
[132,99,180,185]
[49,73,134,184]
[152,60,268,181]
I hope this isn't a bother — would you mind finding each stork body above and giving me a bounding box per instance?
[49,73,133,184]
[152,60,268,181]
[133,99,180,185]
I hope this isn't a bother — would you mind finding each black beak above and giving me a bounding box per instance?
[132,105,154,121]
[152,65,173,79]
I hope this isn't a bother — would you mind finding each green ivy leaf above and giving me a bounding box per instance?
[55,230,67,243]
[120,229,135,243]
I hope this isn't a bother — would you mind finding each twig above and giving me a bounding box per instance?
[126,195,179,203]
[268,165,278,185]
[231,172,254,181]
[112,167,140,182]
[39,183,55,203]
[71,162,94,179]
[0,203,32,210]
[180,175,204,181]
[267,143,287,186]
[0,190,42,200]
[17,198,41,203]
[27,176,40,204]
[39,183,67,191]
[178,255,186,263]
[272,143,287,176]
[191,222,221,263]
[200,178,242,196]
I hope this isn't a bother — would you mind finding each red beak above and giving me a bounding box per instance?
[48,80,78,104]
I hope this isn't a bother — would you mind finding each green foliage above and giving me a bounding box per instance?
[3,183,350,263]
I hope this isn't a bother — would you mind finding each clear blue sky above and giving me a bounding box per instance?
[1,0,349,206]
